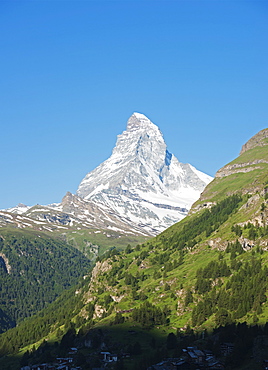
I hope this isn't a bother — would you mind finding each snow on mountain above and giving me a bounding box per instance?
[5,203,31,215]
[2,113,213,236]
[77,113,213,234]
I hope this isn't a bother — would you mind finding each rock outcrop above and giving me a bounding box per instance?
[240,128,268,155]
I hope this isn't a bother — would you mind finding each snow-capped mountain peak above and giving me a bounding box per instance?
[2,113,213,236]
[77,113,213,234]
[126,112,159,132]
[110,112,166,168]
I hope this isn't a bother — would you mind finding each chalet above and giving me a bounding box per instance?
[100,351,118,362]
[68,347,78,355]
[170,360,190,369]
[100,351,110,362]
[220,342,234,356]
[193,349,206,364]
[108,354,118,362]
[184,348,205,365]
[207,361,225,369]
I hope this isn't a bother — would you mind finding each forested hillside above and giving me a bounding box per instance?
[0,228,90,333]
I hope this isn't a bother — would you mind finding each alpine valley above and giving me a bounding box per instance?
[1,121,268,370]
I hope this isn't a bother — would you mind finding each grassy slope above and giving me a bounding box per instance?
[1,223,149,262]
[195,145,268,206]
[62,227,149,258]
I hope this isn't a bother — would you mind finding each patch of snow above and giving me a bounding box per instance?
[43,226,53,232]
[4,204,31,214]
[188,164,213,184]
[0,212,13,219]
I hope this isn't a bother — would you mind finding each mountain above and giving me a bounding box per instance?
[0,113,212,246]
[4,203,31,215]
[76,112,212,234]
[1,128,268,370]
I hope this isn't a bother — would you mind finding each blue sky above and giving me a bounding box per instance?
[0,0,267,209]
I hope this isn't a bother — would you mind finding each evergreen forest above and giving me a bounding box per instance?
[0,228,89,332]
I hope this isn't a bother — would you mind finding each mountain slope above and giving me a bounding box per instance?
[194,128,268,206]
[0,228,90,333]
[77,112,212,234]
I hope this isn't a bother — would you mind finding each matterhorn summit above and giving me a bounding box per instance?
[77,113,212,234]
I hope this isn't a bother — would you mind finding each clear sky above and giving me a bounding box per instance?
[0,0,267,209]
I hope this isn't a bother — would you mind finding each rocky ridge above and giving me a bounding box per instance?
[215,159,268,178]
[240,128,268,155]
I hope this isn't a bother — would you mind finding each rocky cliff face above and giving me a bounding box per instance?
[240,128,268,155]
[77,113,212,234]
[215,159,268,178]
